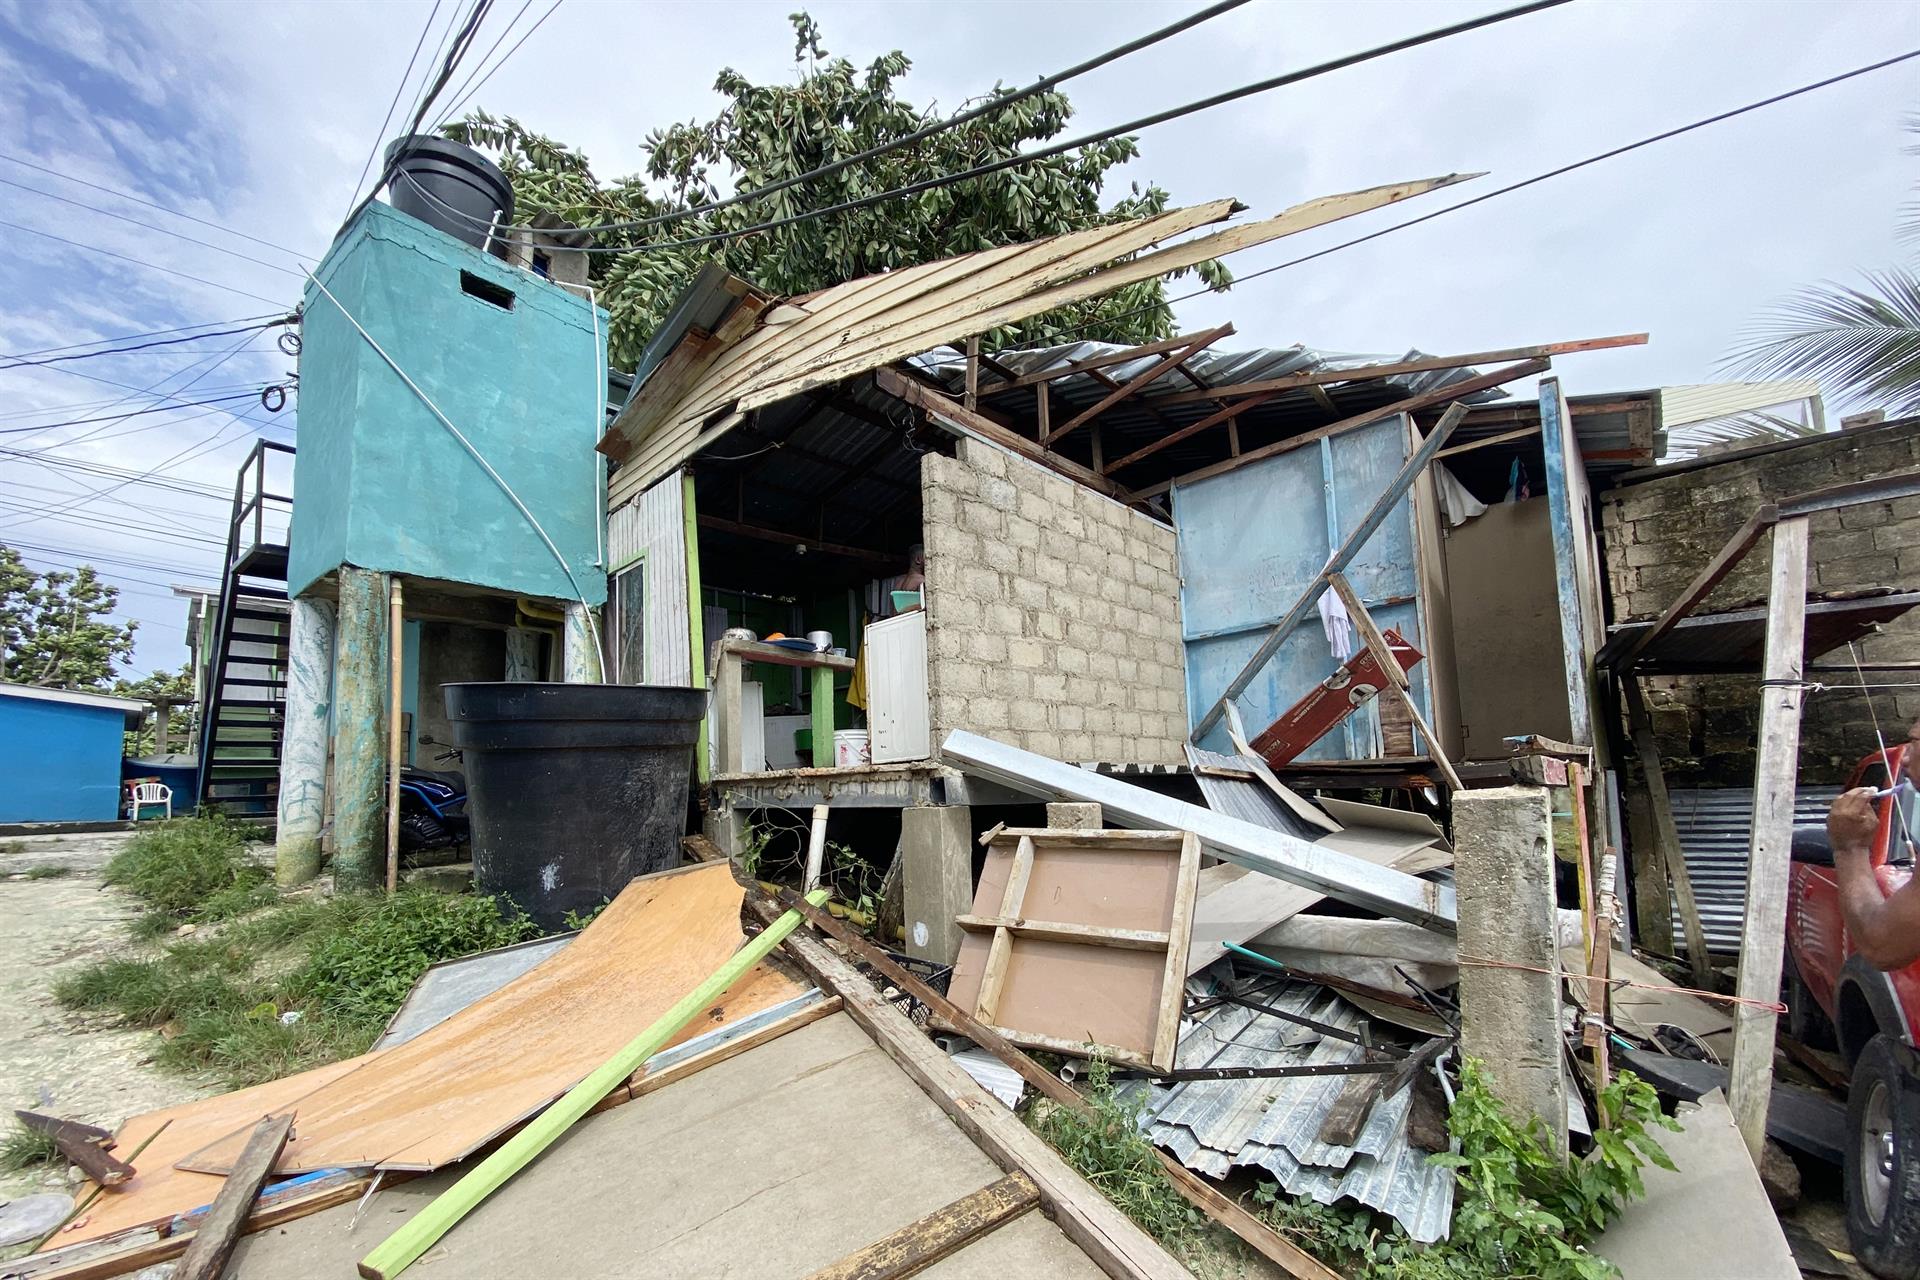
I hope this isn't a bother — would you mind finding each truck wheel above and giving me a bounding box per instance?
[1786,952,1836,1051]
[1846,1034,1920,1279]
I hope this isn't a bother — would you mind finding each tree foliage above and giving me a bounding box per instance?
[116,663,196,754]
[443,12,1228,370]
[0,544,137,689]
[1727,115,1920,413]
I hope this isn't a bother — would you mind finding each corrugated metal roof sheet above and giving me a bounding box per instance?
[603,176,1470,501]
[1669,786,1842,954]
[1184,744,1324,840]
[1597,592,1920,671]
[1659,380,1821,428]
[1143,985,1453,1242]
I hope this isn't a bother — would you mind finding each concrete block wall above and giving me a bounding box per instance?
[1601,418,1920,784]
[921,438,1189,764]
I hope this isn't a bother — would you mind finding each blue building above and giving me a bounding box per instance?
[0,685,145,824]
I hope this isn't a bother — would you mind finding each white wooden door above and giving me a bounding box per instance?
[866,611,930,763]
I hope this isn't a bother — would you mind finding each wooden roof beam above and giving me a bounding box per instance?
[1145,333,1647,408]
[978,327,1235,395]
[1041,325,1232,448]
[1102,392,1278,475]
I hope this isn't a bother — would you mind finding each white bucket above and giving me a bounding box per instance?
[833,729,871,767]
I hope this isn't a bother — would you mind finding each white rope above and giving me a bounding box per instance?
[303,265,605,663]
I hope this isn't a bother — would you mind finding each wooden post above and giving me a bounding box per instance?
[386,580,404,895]
[173,1114,294,1280]
[1621,675,1712,985]
[1727,516,1811,1161]
[811,662,836,767]
[1327,572,1463,790]
[963,337,980,411]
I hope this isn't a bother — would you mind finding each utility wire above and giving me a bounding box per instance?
[0,392,269,437]
[0,151,311,258]
[5,538,222,581]
[928,44,1920,364]
[9,331,275,453]
[500,0,1570,255]
[0,176,308,277]
[0,449,232,499]
[0,318,292,370]
[346,0,447,221]
[430,0,536,128]
[430,0,564,128]
[0,314,282,363]
[0,218,289,306]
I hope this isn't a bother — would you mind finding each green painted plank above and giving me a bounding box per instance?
[357,888,830,1279]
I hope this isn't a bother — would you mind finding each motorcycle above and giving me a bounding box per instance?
[399,745,470,855]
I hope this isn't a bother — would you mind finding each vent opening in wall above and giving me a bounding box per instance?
[460,271,515,310]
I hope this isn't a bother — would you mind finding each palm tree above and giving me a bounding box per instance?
[1725,116,1920,415]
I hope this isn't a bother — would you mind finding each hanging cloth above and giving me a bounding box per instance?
[1506,457,1532,503]
[1435,463,1489,527]
[1317,589,1355,663]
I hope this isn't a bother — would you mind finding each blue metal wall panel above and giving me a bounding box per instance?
[1176,414,1429,759]
[0,696,128,822]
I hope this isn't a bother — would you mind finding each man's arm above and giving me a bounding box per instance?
[1829,788,1920,971]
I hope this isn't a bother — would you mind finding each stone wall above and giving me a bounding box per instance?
[1600,418,1920,785]
[921,438,1189,764]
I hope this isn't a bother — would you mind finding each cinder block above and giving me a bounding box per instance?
[969,696,1011,729]
[1032,672,1067,702]
[1057,702,1085,731]
[1008,638,1046,670]
[1007,515,1040,549]
[965,631,1008,664]
[1011,701,1048,731]
[986,603,1024,635]
[1047,801,1102,827]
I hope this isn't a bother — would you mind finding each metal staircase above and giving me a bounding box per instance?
[197,440,296,818]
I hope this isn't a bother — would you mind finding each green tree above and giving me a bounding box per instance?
[1727,116,1920,413]
[444,12,1227,370]
[0,545,137,689]
[115,664,195,755]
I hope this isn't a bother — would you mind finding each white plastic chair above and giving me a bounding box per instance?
[129,782,172,821]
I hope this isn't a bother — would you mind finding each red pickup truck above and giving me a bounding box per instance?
[1785,746,1920,1278]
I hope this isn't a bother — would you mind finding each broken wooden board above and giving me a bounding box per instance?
[947,830,1199,1072]
[1590,1090,1798,1279]
[1249,629,1424,767]
[176,863,805,1177]
[220,1016,1111,1280]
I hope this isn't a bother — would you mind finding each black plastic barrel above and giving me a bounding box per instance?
[384,135,514,258]
[443,683,706,929]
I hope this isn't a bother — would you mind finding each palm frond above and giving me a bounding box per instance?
[1666,410,1825,461]
[1723,266,1920,414]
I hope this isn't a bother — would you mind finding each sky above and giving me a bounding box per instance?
[0,0,1915,681]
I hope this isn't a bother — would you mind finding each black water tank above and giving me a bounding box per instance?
[384,135,514,258]
[443,682,707,929]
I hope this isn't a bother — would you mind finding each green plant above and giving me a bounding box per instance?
[0,545,136,687]
[1253,1060,1678,1280]
[561,900,611,931]
[441,12,1224,371]
[0,1122,59,1171]
[103,814,265,918]
[23,864,71,879]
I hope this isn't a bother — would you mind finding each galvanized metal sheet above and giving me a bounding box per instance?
[1669,786,1842,954]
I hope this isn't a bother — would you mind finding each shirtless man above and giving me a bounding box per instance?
[1827,717,1920,971]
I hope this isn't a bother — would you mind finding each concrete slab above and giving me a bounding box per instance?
[227,1013,1108,1279]
[1591,1090,1798,1280]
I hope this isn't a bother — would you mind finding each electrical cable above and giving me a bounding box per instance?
[928,45,1920,361]
[304,263,604,658]
[0,218,290,307]
[0,314,282,363]
[0,318,293,370]
[0,152,311,257]
[9,330,275,452]
[0,475,233,542]
[0,449,232,499]
[0,498,228,548]
[346,0,448,222]
[4,538,222,580]
[0,392,270,436]
[0,176,308,277]
[429,0,564,129]
[429,0,536,128]
[507,0,1571,255]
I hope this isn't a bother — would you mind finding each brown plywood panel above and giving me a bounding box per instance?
[175,863,804,1178]
[993,939,1163,1057]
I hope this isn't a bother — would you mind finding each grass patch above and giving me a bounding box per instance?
[23,864,71,879]
[0,1123,60,1172]
[57,885,540,1089]
[0,839,23,856]
[104,814,266,920]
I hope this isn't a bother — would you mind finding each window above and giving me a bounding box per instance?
[614,563,645,683]
[459,271,515,310]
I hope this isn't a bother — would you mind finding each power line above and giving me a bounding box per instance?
[0,176,308,277]
[0,218,291,307]
[9,330,274,452]
[0,449,233,500]
[525,0,1572,256]
[347,0,448,220]
[4,538,222,580]
[927,44,1920,364]
[471,0,1248,240]
[430,0,564,129]
[0,313,282,363]
[0,152,311,258]
[431,0,536,127]
[0,318,291,370]
[0,497,228,548]
[0,391,271,436]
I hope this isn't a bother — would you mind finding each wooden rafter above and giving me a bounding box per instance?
[696,514,897,564]
[1143,333,1646,408]
[1102,391,1278,474]
[1040,325,1231,447]
[977,328,1233,394]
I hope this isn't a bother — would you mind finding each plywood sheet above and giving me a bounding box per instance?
[221,1015,1107,1280]
[948,832,1196,1068]
[177,862,804,1177]
[48,1055,370,1249]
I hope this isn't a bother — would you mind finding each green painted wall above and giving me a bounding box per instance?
[290,202,607,605]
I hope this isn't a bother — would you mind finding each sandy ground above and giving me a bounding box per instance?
[0,831,217,1209]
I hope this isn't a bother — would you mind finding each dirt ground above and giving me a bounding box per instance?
[0,831,217,1208]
